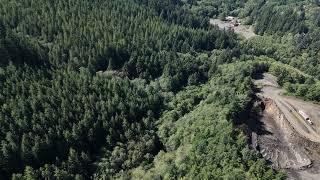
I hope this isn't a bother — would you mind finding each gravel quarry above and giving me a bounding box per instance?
[250,73,320,180]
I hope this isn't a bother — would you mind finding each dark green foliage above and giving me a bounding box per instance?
[252,2,307,35]
[0,0,236,76]
[190,0,246,18]
[0,28,48,67]
[0,64,162,178]
[134,0,209,28]
[0,0,295,179]
[0,0,245,178]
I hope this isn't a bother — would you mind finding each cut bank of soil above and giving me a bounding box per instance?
[249,73,320,179]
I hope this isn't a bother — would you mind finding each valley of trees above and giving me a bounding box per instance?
[0,0,320,179]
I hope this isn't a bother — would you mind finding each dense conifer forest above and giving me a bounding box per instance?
[0,0,320,179]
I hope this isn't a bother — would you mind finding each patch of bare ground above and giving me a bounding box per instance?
[248,73,320,179]
[209,19,256,39]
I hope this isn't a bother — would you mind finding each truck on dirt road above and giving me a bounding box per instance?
[299,110,313,125]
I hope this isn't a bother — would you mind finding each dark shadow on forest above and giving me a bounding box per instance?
[2,39,50,68]
[246,99,272,136]
[0,24,50,69]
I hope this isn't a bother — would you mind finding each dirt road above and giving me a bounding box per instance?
[252,73,320,179]
[255,74,320,143]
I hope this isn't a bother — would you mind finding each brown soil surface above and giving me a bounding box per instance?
[209,19,257,39]
[250,73,320,179]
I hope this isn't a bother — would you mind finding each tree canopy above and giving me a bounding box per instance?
[3,0,320,179]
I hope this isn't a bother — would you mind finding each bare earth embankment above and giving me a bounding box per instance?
[251,73,320,180]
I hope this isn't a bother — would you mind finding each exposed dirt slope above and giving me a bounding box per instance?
[256,98,312,169]
[254,74,320,143]
[250,73,320,180]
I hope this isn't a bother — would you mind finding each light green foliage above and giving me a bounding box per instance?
[0,0,249,179]
[124,62,286,179]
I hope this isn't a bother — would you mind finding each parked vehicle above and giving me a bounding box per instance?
[299,110,313,125]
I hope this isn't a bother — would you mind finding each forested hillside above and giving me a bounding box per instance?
[2,0,320,179]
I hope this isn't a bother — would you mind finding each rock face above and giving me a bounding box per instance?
[255,98,312,170]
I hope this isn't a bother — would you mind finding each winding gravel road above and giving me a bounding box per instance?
[255,73,320,143]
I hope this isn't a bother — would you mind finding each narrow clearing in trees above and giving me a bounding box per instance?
[209,19,256,39]
[249,73,320,180]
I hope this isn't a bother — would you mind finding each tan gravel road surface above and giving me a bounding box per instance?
[255,74,320,143]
